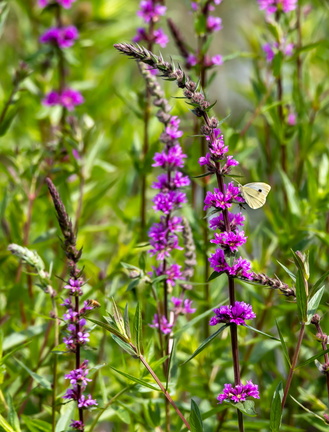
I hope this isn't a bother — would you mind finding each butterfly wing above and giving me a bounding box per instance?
[241,183,271,209]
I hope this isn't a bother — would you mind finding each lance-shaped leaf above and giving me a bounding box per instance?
[306,285,325,324]
[270,382,283,432]
[182,324,228,365]
[276,320,291,367]
[111,335,137,357]
[110,366,160,391]
[88,317,130,342]
[189,399,204,432]
[295,267,308,323]
[133,302,142,355]
[112,298,128,339]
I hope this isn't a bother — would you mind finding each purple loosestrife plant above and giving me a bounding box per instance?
[45,179,98,431]
[113,43,296,428]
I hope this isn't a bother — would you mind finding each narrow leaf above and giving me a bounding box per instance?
[111,335,136,357]
[88,317,129,341]
[133,303,142,355]
[276,320,291,367]
[14,358,51,390]
[7,394,21,432]
[276,261,296,283]
[182,325,228,365]
[124,305,131,339]
[295,268,307,322]
[270,382,283,432]
[189,399,204,432]
[112,298,127,338]
[110,366,160,391]
[306,285,325,324]
[0,414,15,432]
[245,325,280,341]
[295,348,329,369]
[311,270,329,296]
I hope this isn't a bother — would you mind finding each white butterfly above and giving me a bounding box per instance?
[239,182,271,209]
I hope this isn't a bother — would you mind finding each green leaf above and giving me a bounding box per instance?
[311,270,329,296]
[112,298,128,338]
[276,320,291,367]
[245,326,280,341]
[182,325,228,364]
[189,399,204,432]
[14,358,52,390]
[227,400,257,417]
[290,396,326,423]
[111,335,137,357]
[306,285,325,324]
[88,317,128,341]
[3,324,48,351]
[0,108,18,137]
[55,402,75,432]
[207,271,224,282]
[133,303,142,355]
[270,382,283,432]
[295,268,308,323]
[22,416,51,432]
[124,304,131,339]
[110,366,160,391]
[0,341,30,366]
[295,348,329,369]
[279,170,300,217]
[7,393,21,432]
[276,260,296,283]
[0,414,16,432]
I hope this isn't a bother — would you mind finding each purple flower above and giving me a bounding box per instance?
[77,331,90,345]
[210,301,256,326]
[263,40,294,63]
[154,28,169,47]
[209,212,245,231]
[65,364,92,386]
[207,16,222,32]
[63,278,84,296]
[172,297,196,314]
[217,380,260,403]
[210,230,247,252]
[208,249,230,273]
[258,0,297,14]
[149,314,173,334]
[205,128,228,159]
[191,2,198,11]
[137,0,166,22]
[229,256,253,280]
[263,43,275,63]
[152,172,190,191]
[211,54,223,66]
[78,394,98,408]
[149,232,183,260]
[287,112,296,126]
[204,183,243,211]
[153,263,183,286]
[60,88,84,111]
[133,27,148,43]
[63,308,78,321]
[152,191,187,214]
[187,54,197,67]
[152,144,187,169]
[40,26,78,49]
[43,89,84,111]
[70,420,84,430]
[38,0,76,8]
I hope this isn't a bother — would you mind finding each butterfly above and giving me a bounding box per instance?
[239,182,271,209]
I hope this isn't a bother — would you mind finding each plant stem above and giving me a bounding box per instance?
[139,354,191,430]
[281,323,305,408]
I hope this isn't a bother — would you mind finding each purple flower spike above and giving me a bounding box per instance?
[217,380,260,403]
[43,88,84,111]
[38,0,76,8]
[78,394,98,408]
[172,297,196,314]
[210,301,256,326]
[210,230,247,252]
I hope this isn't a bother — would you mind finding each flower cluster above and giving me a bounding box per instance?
[263,40,294,63]
[133,0,168,48]
[209,301,256,326]
[39,0,83,112]
[217,381,260,403]
[61,280,99,429]
[149,296,196,335]
[43,89,84,111]
[257,0,297,14]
